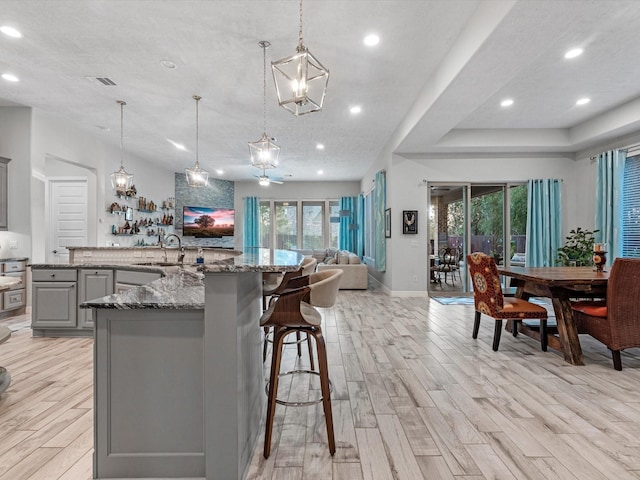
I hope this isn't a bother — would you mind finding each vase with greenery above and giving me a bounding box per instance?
[556,227,599,266]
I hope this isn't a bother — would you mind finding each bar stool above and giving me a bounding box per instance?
[262,257,317,364]
[260,268,343,458]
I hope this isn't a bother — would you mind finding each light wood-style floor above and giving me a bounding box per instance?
[2,283,640,480]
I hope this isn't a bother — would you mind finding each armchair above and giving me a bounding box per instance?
[571,257,640,370]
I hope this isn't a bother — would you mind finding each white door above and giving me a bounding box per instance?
[47,178,88,263]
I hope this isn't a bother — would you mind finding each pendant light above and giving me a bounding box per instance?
[272,0,329,116]
[185,95,209,188]
[110,100,134,192]
[249,40,280,170]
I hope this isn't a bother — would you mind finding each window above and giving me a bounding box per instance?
[259,201,271,248]
[302,202,324,249]
[623,156,640,257]
[329,201,339,248]
[258,199,342,250]
[275,202,297,249]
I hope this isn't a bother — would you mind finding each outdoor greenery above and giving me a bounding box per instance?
[445,185,528,258]
[556,227,599,266]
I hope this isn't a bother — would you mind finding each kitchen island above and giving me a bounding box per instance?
[83,248,303,480]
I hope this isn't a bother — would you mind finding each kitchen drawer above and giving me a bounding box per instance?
[3,271,25,289]
[3,288,25,311]
[115,270,161,286]
[3,260,26,273]
[32,268,78,282]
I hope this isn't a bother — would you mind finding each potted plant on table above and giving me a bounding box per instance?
[556,227,599,266]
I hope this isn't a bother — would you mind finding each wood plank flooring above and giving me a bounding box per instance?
[2,282,640,479]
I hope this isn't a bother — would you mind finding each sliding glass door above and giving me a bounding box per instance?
[428,183,527,294]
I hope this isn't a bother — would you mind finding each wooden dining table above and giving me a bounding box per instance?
[497,266,609,365]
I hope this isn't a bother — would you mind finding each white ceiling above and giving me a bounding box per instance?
[2,0,640,183]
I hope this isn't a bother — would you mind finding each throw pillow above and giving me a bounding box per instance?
[348,254,361,264]
[337,251,350,264]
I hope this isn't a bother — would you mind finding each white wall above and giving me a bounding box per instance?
[382,154,584,294]
[29,109,175,261]
[234,180,360,249]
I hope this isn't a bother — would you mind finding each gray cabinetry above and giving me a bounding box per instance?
[78,269,114,329]
[0,260,27,316]
[0,157,9,231]
[31,268,78,336]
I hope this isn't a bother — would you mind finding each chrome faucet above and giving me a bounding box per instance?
[163,233,185,264]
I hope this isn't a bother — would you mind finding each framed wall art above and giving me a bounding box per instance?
[403,210,418,234]
[384,208,391,238]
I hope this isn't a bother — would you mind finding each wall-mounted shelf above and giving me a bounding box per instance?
[137,209,158,213]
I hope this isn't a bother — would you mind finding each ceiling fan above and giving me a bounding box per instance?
[254,168,283,186]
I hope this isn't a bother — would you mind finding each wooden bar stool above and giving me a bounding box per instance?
[260,269,343,458]
[262,257,317,364]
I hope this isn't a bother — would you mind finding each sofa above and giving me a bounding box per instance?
[289,248,368,290]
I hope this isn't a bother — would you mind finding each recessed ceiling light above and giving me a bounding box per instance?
[167,139,187,151]
[96,125,111,132]
[317,170,324,175]
[350,106,362,114]
[216,169,224,175]
[576,97,591,106]
[316,143,325,150]
[2,73,19,82]
[500,99,514,107]
[0,26,22,38]
[160,60,177,69]
[564,48,583,59]
[364,34,379,46]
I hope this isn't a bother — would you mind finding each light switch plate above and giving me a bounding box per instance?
[9,241,17,249]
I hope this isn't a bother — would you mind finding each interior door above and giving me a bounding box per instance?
[47,178,88,263]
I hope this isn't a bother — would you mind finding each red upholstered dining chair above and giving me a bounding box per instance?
[571,257,640,370]
[467,252,548,351]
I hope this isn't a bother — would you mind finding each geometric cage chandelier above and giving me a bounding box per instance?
[110,100,134,192]
[249,40,280,170]
[271,0,329,116]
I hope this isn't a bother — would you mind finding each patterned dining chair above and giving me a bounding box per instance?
[571,257,640,370]
[467,252,549,351]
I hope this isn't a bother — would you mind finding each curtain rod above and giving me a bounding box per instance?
[590,144,640,160]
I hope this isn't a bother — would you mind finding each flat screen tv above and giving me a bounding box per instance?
[183,206,235,238]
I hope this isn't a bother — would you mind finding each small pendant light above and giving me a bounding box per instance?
[185,95,209,188]
[110,100,134,192]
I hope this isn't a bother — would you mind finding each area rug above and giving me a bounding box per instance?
[432,296,549,306]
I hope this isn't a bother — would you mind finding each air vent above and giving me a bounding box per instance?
[85,76,117,86]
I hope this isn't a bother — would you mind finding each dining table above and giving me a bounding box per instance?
[497,266,609,365]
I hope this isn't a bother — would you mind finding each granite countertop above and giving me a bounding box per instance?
[0,277,21,291]
[0,257,28,262]
[82,270,204,310]
[200,248,303,273]
[29,263,171,275]
[79,249,302,310]
[32,248,303,274]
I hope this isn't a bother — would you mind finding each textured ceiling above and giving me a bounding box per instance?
[1,0,640,183]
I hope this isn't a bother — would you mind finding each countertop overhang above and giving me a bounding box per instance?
[80,248,303,310]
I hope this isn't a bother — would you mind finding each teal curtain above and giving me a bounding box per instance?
[356,193,365,257]
[595,150,625,264]
[374,170,386,271]
[339,196,356,252]
[243,196,259,250]
[525,179,562,267]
